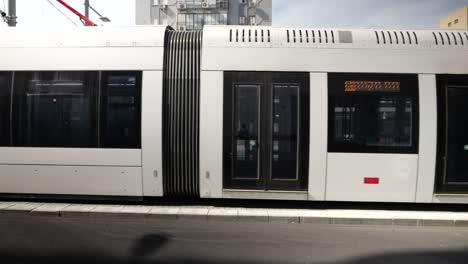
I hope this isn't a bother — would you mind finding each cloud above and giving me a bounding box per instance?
[273,0,468,29]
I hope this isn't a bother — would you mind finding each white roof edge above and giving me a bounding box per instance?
[0,26,169,48]
[202,25,468,49]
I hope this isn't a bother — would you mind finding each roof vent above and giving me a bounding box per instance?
[432,31,467,46]
[230,28,271,43]
[288,29,336,44]
[375,30,419,45]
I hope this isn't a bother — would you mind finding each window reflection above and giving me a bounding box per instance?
[271,84,298,180]
[446,87,468,183]
[332,96,413,152]
[328,73,418,154]
[0,73,10,146]
[14,71,98,148]
[233,84,259,179]
[101,72,141,149]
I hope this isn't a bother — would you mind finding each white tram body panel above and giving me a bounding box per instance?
[0,26,166,197]
[200,26,468,203]
[1,25,468,203]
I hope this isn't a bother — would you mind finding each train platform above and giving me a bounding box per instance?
[2,201,468,227]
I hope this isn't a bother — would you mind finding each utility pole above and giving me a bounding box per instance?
[84,0,90,19]
[7,0,17,27]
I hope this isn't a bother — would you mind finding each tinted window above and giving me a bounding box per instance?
[0,72,11,146]
[435,75,468,193]
[328,73,419,154]
[233,84,259,180]
[100,72,141,148]
[13,71,98,148]
[271,84,299,180]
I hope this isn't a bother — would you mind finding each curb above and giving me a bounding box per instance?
[1,201,468,227]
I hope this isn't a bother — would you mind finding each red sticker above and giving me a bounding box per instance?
[364,177,379,184]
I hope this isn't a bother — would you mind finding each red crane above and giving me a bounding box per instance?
[55,0,96,26]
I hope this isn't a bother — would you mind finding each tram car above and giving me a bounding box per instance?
[0,25,467,204]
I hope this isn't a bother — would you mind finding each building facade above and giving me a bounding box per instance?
[136,0,272,31]
[440,5,468,29]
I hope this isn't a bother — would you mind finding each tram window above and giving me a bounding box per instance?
[328,73,419,154]
[13,71,98,148]
[0,72,11,146]
[100,72,141,148]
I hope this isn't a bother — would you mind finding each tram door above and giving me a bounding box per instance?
[437,75,468,193]
[223,72,309,191]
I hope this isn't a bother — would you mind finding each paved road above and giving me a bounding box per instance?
[1,215,468,264]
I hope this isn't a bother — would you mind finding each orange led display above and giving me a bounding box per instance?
[344,81,400,92]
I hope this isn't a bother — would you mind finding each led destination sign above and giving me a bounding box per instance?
[344,81,401,92]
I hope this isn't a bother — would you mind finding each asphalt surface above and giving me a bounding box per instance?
[0,215,468,264]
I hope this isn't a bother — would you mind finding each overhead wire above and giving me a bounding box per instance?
[46,0,78,26]
[1,0,6,23]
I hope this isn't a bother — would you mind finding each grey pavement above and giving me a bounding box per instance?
[2,201,468,227]
[1,214,468,264]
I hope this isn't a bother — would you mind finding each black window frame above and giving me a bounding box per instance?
[223,72,263,190]
[7,70,142,149]
[223,71,310,191]
[328,73,419,154]
[12,71,99,148]
[100,71,142,149]
[435,74,468,193]
[0,71,12,146]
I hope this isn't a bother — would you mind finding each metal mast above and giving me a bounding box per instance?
[84,0,89,19]
[7,0,16,26]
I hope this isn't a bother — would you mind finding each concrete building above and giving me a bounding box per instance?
[440,5,468,29]
[136,0,272,31]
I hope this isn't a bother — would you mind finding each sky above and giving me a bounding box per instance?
[2,0,135,27]
[273,0,468,29]
[1,0,468,29]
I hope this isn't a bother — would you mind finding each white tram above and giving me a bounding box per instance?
[0,25,467,204]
